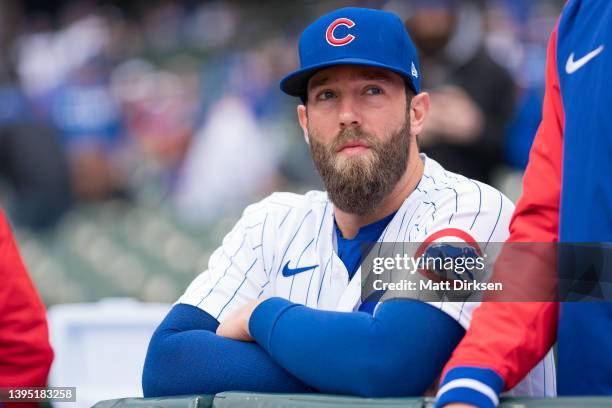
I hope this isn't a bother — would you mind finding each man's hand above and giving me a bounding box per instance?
[420,85,484,146]
[216,298,267,342]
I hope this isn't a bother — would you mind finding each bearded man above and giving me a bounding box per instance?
[142,7,554,399]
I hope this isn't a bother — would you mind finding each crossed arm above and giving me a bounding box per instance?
[142,298,464,398]
[141,302,311,397]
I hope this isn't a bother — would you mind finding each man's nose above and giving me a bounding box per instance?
[338,97,361,128]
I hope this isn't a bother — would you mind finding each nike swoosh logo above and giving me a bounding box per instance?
[282,261,318,277]
[566,45,604,74]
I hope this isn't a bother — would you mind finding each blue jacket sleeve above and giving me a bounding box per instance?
[249,298,465,397]
[142,303,312,397]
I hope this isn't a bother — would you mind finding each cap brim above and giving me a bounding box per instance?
[280,58,415,97]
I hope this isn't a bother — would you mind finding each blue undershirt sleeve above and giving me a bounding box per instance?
[142,303,312,397]
[249,297,465,397]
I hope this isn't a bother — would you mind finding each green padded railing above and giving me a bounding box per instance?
[93,394,214,408]
[93,393,612,408]
[213,392,423,408]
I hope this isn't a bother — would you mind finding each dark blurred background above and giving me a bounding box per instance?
[0,0,563,306]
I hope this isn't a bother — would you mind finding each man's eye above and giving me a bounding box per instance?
[365,87,383,95]
[317,90,336,100]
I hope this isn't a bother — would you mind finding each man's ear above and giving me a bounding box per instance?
[297,104,310,145]
[409,92,430,139]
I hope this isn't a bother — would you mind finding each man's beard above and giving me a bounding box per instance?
[309,117,411,216]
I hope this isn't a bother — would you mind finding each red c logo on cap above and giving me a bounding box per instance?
[325,18,356,47]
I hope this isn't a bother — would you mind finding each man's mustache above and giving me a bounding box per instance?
[331,128,378,152]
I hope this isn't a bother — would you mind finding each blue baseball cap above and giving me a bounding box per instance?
[280,7,421,98]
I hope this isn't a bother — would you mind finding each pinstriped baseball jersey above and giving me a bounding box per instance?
[178,154,555,397]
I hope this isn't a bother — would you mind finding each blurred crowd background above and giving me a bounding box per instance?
[0,0,563,307]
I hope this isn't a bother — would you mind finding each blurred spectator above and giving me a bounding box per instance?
[0,69,72,230]
[403,0,515,184]
[13,6,132,204]
[491,0,558,170]
[15,12,110,107]
[173,93,280,225]
[49,57,128,201]
[111,57,199,179]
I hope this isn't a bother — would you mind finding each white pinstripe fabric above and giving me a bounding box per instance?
[177,154,556,397]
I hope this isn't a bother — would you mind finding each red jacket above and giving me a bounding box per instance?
[441,26,562,388]
[435,26,563,408]
[0,210,54,406]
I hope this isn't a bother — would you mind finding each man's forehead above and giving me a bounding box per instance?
[307,65,403,89]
